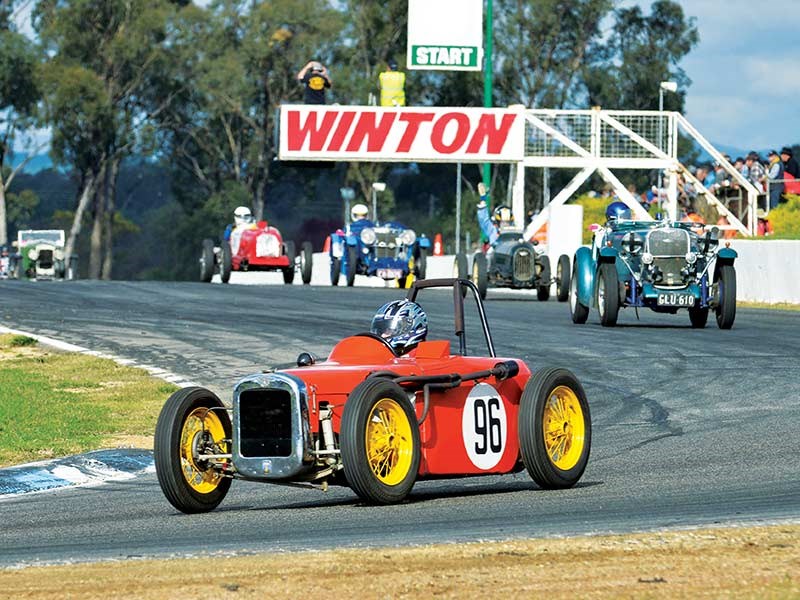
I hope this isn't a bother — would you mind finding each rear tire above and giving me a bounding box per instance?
[340,378,420,504]
[330,256,341,286]
[282,241,296,284]
[200,239,215,283]
[300,241,313,284]
[518,367,591,489]
[220,242,232,284]
[346,245,358,287]
[596,262,619,326]
[154,387,232,514]
[415,247,427,279]
[472,252,488,300]
[556,255,570,302]
[570,261,589,324]
[715,264,736,329]
[536,255,551,301]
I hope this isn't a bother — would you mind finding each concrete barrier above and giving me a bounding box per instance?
[217,242,800,304]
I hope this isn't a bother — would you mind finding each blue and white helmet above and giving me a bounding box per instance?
[370,299,428,354]
[605,201,631,221]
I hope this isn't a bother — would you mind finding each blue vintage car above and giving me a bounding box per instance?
[570,218,737,328]
[329,219,430,287]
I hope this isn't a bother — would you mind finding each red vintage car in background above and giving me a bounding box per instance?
[155,278,592,513]
[200,220,313,284]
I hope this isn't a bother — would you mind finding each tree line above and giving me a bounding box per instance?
[0,0,698,280]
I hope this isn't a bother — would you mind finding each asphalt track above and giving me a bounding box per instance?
[0,280,798,567]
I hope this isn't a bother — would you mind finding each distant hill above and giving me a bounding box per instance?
[692,142,773,166]
[7,153,55,174]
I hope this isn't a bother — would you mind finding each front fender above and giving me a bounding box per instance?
[346,234,359,247]
[418,236,431,249]
[716,247,737,265]
[598,246,619,263]
[574,246,595,307]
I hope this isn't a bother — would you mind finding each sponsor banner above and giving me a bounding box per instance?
[279,105,524,163]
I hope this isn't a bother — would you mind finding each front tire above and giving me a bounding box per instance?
[346,245,358,287]
[330,256,341,286]
[715,264,736,329]
[472,252,488,300]
[536,255,551,301]
[282,241,296,284]
[200,239,215,283]
[556,255,570,302]
[453,253,468,279]
[220,242,232,284]
[154,387,232,514]
[689,305,709,328]
[596,262,620,326]
[340,378,421,504]
[518,367,591,489]
[415,247,427,279]
[300,241,313,284]
[569,261,589,324]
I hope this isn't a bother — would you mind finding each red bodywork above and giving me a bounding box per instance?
[230,221,290,271]
[283,335,532,477]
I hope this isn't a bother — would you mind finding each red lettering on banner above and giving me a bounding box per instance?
[395,112,435,152]
[431,113,471,154]
[466,113,518,154]
[346,112,398,152]
[327,111,356,152]
[287,110,338,151]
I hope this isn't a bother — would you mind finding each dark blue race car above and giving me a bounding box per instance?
[329,219,430,287]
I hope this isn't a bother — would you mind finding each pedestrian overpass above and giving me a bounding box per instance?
[279,105,756,237]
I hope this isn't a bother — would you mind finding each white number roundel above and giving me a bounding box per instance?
[462,383,507,470]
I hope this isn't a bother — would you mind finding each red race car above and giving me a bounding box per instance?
[200,220,313,284]
[155,278,592,513]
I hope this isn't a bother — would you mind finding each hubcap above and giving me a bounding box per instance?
[180,407,227,493]
[365,398,414,486]
[542,386,585,471]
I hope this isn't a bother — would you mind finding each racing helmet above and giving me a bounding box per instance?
[492,204,513,226]
[605,201,631,221]
[234,205,253,226]
[370,299,428,354]
[351,203,369,222]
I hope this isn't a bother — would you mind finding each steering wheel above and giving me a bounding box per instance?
[354,332,398,356]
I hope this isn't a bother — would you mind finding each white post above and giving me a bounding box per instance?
[371,188,377,222]
[455,162,462,254]
[512,161,525,229]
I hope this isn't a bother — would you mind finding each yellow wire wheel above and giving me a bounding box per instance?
[542,385,586,471]
[341,378,421,504]
[179,407,228,493]
[365,398,415,486]
[518,367,591,489]
[154,387,232,514]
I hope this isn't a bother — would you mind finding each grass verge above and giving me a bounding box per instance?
[0,334,177,467]
[1,524,798,598]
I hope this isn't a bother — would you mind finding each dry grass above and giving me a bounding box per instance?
[2,524,798,599]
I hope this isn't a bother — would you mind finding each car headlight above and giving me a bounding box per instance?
[642,251,653,265]
[360,227,376,245]
[400,229,416,246]
[28,249,39,261]
[685,251,697,264]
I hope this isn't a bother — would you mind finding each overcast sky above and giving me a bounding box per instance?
[12,0,799,153]
[626,0,800,151]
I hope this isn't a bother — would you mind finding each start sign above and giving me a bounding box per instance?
[279,105,524,163]
[407,0,483,72]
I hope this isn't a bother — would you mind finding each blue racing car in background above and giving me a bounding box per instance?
[570,203,737,329]
[329,218,430,287]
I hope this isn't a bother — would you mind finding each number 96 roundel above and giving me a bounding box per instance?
[461,383,507,470]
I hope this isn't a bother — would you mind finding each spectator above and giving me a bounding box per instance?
[379,59,406,107]
[745,151,766,193]
[756,209,774,236]
[766,149,784,209]
[296,60,331,105]
[780,146,800,195]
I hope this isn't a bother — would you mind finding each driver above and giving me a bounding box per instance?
[370,299,428,355]
[224,205,255,241]
[348,202,374,236]
[476,182,514,246]
[605,201,632,222]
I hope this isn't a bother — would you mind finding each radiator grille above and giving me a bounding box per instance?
[375,231,400,259]
[513,249,534,281]
[239,389,293,457]
[37,249,54,268]
[647,228,689,257]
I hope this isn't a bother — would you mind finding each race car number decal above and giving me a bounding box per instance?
[462,383,507,470]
